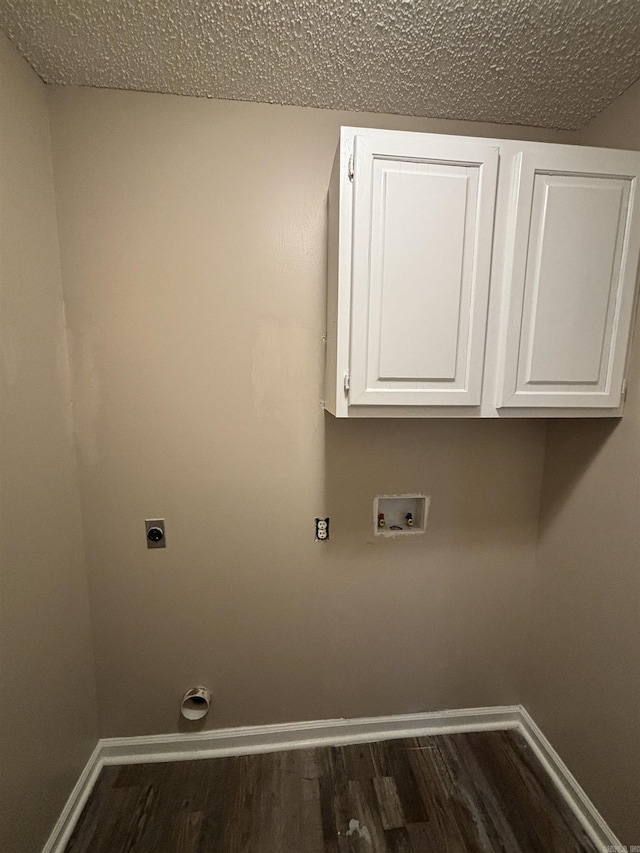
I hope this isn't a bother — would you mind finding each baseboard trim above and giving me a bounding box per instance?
[42,705,620,852]
[42,743,103,853]
[517,706,621,849]
[99,704,520,765]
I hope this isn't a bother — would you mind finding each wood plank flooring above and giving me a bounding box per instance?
[64,730,599,852]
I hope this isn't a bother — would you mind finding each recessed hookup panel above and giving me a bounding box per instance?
[374,495,429,537]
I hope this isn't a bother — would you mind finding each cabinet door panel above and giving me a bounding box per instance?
[349,134,499,407]
[500,150,640,408]
[377,167,466,380]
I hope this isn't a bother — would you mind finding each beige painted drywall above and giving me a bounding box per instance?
[47,85,562,738]
[528,79,640,844]
[0,34,99,853]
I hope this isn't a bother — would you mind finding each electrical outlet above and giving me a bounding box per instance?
[315,517,329,541]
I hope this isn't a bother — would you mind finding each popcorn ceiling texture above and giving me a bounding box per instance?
[1,0,640,129]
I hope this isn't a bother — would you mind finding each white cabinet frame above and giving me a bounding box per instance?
[325,127,640,418]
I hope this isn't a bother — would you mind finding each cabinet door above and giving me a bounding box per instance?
[349,133,499,407]
[499,148,640,409]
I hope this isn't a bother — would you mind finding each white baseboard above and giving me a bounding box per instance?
[42,705,620,852]
[517,706,621,849]
[42,743,103,853]
[99,704,520,765]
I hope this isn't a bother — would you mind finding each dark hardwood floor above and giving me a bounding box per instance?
[65,729,599,852]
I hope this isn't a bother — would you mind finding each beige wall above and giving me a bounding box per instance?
[47,86,562,738]
[0,35,99,853]
[528,79,640,844]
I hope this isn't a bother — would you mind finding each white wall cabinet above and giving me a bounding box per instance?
[325,127,640,418]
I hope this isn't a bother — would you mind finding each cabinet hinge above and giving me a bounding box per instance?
[343,371,350,394]
[621,378,628,402]
[347,153,354,183]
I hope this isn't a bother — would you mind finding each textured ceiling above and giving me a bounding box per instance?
[1,0,640,130]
